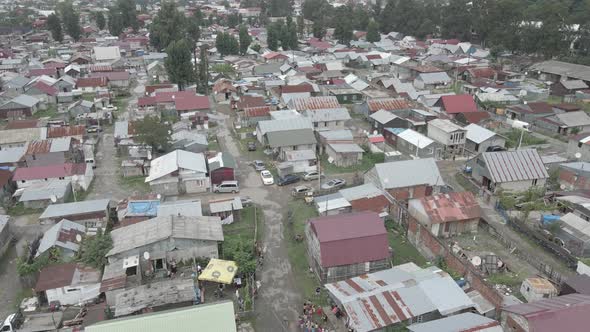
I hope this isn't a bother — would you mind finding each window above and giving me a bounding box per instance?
[579,142,583,148]
[67,288,80,292]
[532,179,538,186]
[59,177,65,180]
[126,266,137,276]
[343,95,348,101]
[21,180,25,183]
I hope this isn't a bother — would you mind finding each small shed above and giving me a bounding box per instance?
[208,152,236,186]
[520,277,558,303]
[209,197,243,224]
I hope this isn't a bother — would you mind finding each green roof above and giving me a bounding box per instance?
[86,302,236,332]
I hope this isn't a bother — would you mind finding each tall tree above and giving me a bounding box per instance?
[95,12,106,31]
[115,0,139,31]
[108,8,124,36]
[239,25,252,55]
[149,1,186,50]
[312,19,326,40]
[216,33,239,57]
[352,5,370,31]
[332,6,353,44]
[58,1,81,41]
[366,20,379,43]
[268,0,292,17]
[46,14,63,42]
[134,116,172,152]
[296,15,305,37]
[440,0,472,41]
[186,16,201,92]
[165,39,194,90]
[197,46,209,95]
[267,23,280,50]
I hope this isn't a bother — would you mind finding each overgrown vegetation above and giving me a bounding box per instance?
[17,247,62,276]
[33,105,58,119]
[77,229,113,269]
[486,272,523,287]
[503,129,547,148]
[222,206,264,276]
[321,148,384,175]
[6,203,42,216]
[498,187,557,220]
[133,116,172,152]
[384,219,428,267]
[118,175,150,194]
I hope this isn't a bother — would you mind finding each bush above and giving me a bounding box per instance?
[77,229,113,269]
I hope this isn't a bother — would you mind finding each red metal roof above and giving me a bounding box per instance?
[6,119,38,129]
[467,67,496,79]
[13,163,86,181]
[281,84,314,94]
[46,125,86,138]
[27,68,57,77]
[440,94,478,114]
[35,263,77,292]
[154,91,195,103]
[369,135,385,143]
[100,275,127,292]
[309,211,389,268]
[236,96,265,110]
[262,51,288,60]
[244,106,271,118]
[459,111,490,124]
[90,71,130,81]
[174,95,210,111]
[367,98,410,112]
[30,81,58,96]
[76,77,108,88]
[503,294,590,332]
[291,96,340,110]
[88,65,113,72]
[138,96,157,107]
[417,191,481,224]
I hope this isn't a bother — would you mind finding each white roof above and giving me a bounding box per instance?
[146,150,207,182]
[398,128,434,149]
[464,123,496,144]
[93,46,121,61]
[371,158,444,189]
[561,212,590,237]
[369,109,397,124]
[428,118,464,133]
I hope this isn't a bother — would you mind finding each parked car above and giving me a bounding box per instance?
[251,160,266,171]
[303,170,324,181]
[486,145,506,152]
[247,141,257,151]
[260,170,274,185]
[277,174,301,186]
[321,178,346,190]
[291,185,313,197]
[213,180,240,193]
[240,196,253,207]
[103,105,118,112]
[86,125,102,133]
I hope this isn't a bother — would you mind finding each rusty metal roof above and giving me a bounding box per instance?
[416,191,481,224]
[290,96,340,110]
[367,98,410,112]
[481,149,549,183]
[46,125,85,138]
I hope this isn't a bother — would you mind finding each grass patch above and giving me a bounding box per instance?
[113,97,128,113]
[223,205,263,244]
[454,173,480,194]
[385,220,428,267]
[285,200,329,305]
[33,104,58,119]
[6,203,42,216]
[118,175,150,194]
[504,129,547,148]
[71,181,95,202]
[208,139,220,151]
[12,288,33,309]
[320,149,384,175]
[486,272,523,287]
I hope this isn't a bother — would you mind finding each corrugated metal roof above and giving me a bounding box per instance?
[40,199,111,219]
[417,72,452,84]
[209,197,243,214]
[289,96,340,110]
[428,118,464,133]
[266,129,316,148]
[257,117,313,136]
[412,191,481,224]
[367,98,410,112]
[36,219,85,257]
[146,150,207,182]
[397,129,434,149]
[370,109,398,124]
[339,183,383,201]
[407,313,501,332]
[329,143,364,153]
[464,123,496,144]
[482,149,548,183]
[304,108,351,122]
[372,158,444,189]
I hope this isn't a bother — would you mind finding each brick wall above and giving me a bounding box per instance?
[407,217,504,312]
[350,195,390,214]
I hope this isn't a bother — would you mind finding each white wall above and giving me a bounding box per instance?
[45,283,101,305]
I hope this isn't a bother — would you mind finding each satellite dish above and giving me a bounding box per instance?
[372,130,378,135]
[560,184,566,190]
[143,251,150,260]
[575,152,582,159]
[75,234,82,242]
[157,194,162,200]
[471,256,482,266]
[50,195,57,203]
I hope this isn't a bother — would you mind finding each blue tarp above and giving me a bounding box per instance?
[128,201,160,216]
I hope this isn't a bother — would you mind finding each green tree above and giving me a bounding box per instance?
[46,13,63,42]
[108,8,124,36]
[95,12,106,30]
[149,1,186,50]
[332,6,353,44]
[165,39,194,90]
[302,0,330,21]
[352,5,370,30]
[239,25,252,55]
[366,20,379,42]
[312,19,326,40]
[212,63,236,76]
[227,13,241,28]
[440,0,472,40]
[17,247,62,277]
[197,46,209,95]
[296,15,305,36]
[267,23,280,50]
[251,43,261,52]
[115,0,139,31]
[268,0,292,17]
[77,229,112,269]
[186,17,201,92]
[216,32,239,57]
[134,116,172,152]
[58,1,81,41]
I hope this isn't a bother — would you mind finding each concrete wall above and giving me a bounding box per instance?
[326,145,362,167]
[45,283,101,305]
[567,138,590,161]
[465,136,506,154]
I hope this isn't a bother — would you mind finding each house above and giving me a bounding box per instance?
[93,46,121,62]
[529,60,590,83]
[13,163,93,191]
[207,152,236,185]
[145,150,209,195]
[252,62,283,76]
[560,274,590,296]
[470,149,548,192]
[536,111,590,136]
[35,263,101,306]
[501,293,590,332]
[85,301,237,332]
[305,211,390,282]
[407,313,502,332]
[325,143,364,167]
[325,263,475,332]
[339,183,390,215]
[0,127,42,149]
[240,106,271,126]
[505,102,554,122]
[287,96,340,111]
[76,77,108,92]
[171,130,208,153]
[90,71,131,89]
[313,193,352,216]
[280,84,315,105]
[567,133,590,161]
[427,119,466,159]
[39,199,111,231]
[369,110,402,133]
[262,51,289,63]
[234,95,266,111]
[106,215,223,263]
[435,94,478,117]
[520,277,558,303]
[24,81,58,104]
[23,137,82,167]
[358,98,410,117]
[327,87,364,104]
[383,128,439,159]
[552,80,589,97]
[317,129,355,154]
[256,118,316,160]
[46,126,86,140]
[18,180,72,208]
[212,79,237,102]
[455,111,491,125]
[209,197,243,223]
[36,219,86,258]
[413,72,452,90]
[408,191,481,237]
[558,162,590,191]
[464,123,506,155]
[365,158,445,202]
[0,95,42,118]
[304,108,350,131]
[555,213,590,257]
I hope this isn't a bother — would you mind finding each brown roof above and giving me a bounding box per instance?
[76,77,108,88]
[145,84,175,95]
[100,275,127,293]
[367,98,410,112]
[281,84,314,94]
[0,169,12,187]
[5,119,38,129]
[236,96,265,110]
[467,67,496,79]
[458,111,490,124]
[291,96,340,110]
[309,211,389,268]
[244,106,271,118]
[416,191,481,223]
[554,103,582,112]
[35,263,77,291]
[46,125,86,138]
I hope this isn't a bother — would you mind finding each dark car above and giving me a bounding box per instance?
[247,141,257,151]
[486,145,506,152]
[277,174,301,186]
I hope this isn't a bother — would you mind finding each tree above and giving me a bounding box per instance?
[312,19,326,40]
[46,14,63,42]
[440,0,472,41]
[251,43,261,52]
[366,20,379,42]
[297,15,305,36]
[58,1,81,41]
[149,1,186,50]
[216,32,239,57]
[134,116,172,152]
[332,6,353,44]
[115,0,139,31]
[239,25,252,55]
[186,17,201,92]
[78,229,112,269]
[165,39,194,90]
[212,63,236,76]
[267,23,280,50]
[268,0,292,17]
[352,5,370,31]
[197,46,209,95]
[227,13,241,28]
[108,8,124,36]
[95,12,106,30]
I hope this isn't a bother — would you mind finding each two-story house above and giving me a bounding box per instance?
[304,108,351,131]
[427,119,466,159]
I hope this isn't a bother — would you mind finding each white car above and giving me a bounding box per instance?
[260,170,274,185]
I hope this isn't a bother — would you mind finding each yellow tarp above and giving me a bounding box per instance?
[198,258,238,284]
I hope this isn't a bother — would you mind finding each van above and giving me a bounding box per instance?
[213,181,239,193]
